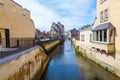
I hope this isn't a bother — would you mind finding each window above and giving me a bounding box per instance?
[93,31,96,41]
[100,30,102,41]
[100,0,103,4]
[0,2,4,6]
[100,11,104,22]
[93,29,107,42]
[100,0,106,4]
[100,9,109,22]
[81,35,84,41]
[104,29,107,42]
[22,14,26,16]
[96,31,98,41]
[104,9,108,20]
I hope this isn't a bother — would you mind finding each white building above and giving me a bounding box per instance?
[79,25,92,54]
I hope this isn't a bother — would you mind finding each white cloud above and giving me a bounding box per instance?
[14,0,96,31]
[14,0,60,31]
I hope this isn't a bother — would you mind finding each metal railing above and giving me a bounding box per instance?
[0,38,64,59]
[0,38,35,59]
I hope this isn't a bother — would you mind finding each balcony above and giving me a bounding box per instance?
[92,42,115,53]
[92,22,115,54]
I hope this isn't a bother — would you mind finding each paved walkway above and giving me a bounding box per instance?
[0,47,37,66]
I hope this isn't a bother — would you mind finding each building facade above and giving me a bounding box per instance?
[92,0,120,54]
[0,0,35,48]
[39,31,49,39]
[57,22,64,37]
[79,25,92,54]
[73,0,120,77]
[49,22,64,39]
[35,29,40,39]
[90,0,120,77]
[70,28,79,39]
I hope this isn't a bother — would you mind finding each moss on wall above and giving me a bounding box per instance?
[72,42,83,56]
[0,39,64,80]
[42,39,64,54]
[72,40,119,78]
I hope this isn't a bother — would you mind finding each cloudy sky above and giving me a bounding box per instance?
[14,0,96,31]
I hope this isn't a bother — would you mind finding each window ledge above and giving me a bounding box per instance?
[92,41,114,44]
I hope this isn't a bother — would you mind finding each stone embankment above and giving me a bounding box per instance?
[73,39,120,78]
[0,39,64,80]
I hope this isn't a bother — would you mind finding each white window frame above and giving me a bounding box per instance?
[81,35,84,41]
[100,9,109,23]
[93,29,107,43]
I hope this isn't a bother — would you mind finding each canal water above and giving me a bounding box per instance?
[40,40,120,80]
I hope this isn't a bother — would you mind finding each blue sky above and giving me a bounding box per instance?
[14,0,96,31]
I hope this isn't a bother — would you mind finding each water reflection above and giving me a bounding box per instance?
[40,40,120,80]
[49,42,64,60]
[76,55,120,80]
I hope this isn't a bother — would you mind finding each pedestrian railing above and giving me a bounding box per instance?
[0,38,64,59]
[0,38,35,59]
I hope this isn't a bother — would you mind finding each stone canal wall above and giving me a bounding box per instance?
[73,39,120,78]
[43,39,63,53]
[0,46,49,80]
[0,39,64,80]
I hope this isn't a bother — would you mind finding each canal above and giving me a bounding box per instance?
[40,40,120,80]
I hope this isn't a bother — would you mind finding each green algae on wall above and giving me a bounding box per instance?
[43,39,61,53]
[0,39,64,80]
[0,47,49,80]
[72,42,83,56]
[72,40,120,79]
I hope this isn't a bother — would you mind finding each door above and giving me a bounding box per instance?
[5,29,10,48]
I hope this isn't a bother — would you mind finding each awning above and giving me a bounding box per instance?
[92,22,114,31]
